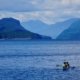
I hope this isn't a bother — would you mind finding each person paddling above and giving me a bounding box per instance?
[63,61,70,71]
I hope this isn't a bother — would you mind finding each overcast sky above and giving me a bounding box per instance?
[0,0,80,24]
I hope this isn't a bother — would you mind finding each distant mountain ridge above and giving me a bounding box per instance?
[0,18,52,40]
[22,18,78,39]
[57,18,80,40]
[1,17,80,40]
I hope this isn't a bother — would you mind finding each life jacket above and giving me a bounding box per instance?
[63,62,70,70]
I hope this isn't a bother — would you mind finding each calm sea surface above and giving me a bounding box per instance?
[0,40,80,80]
[0,40,80,69]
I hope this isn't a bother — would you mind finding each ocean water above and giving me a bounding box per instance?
[0,40,80,80]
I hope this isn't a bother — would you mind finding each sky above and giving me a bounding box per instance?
[0,0,80,24]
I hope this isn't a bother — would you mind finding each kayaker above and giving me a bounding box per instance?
[63,61,70,71]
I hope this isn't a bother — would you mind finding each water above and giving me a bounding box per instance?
[0,40,80,80]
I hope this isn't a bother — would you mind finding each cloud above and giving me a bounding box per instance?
[0,0,80,11]
[0,0,39,11]
[0,10,80,24]
[0,0,80,24]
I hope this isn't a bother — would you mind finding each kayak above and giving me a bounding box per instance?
[56,64,76,71]
[63,66,76,71]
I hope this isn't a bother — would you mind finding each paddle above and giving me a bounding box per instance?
[56,64,76,70]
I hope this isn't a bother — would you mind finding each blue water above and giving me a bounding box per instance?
[0,40,80,80]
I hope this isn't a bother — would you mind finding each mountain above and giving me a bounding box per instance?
[0,18,52,40]
[57,18,80,40]
[22,18,78,39]
[22,20,49,37]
